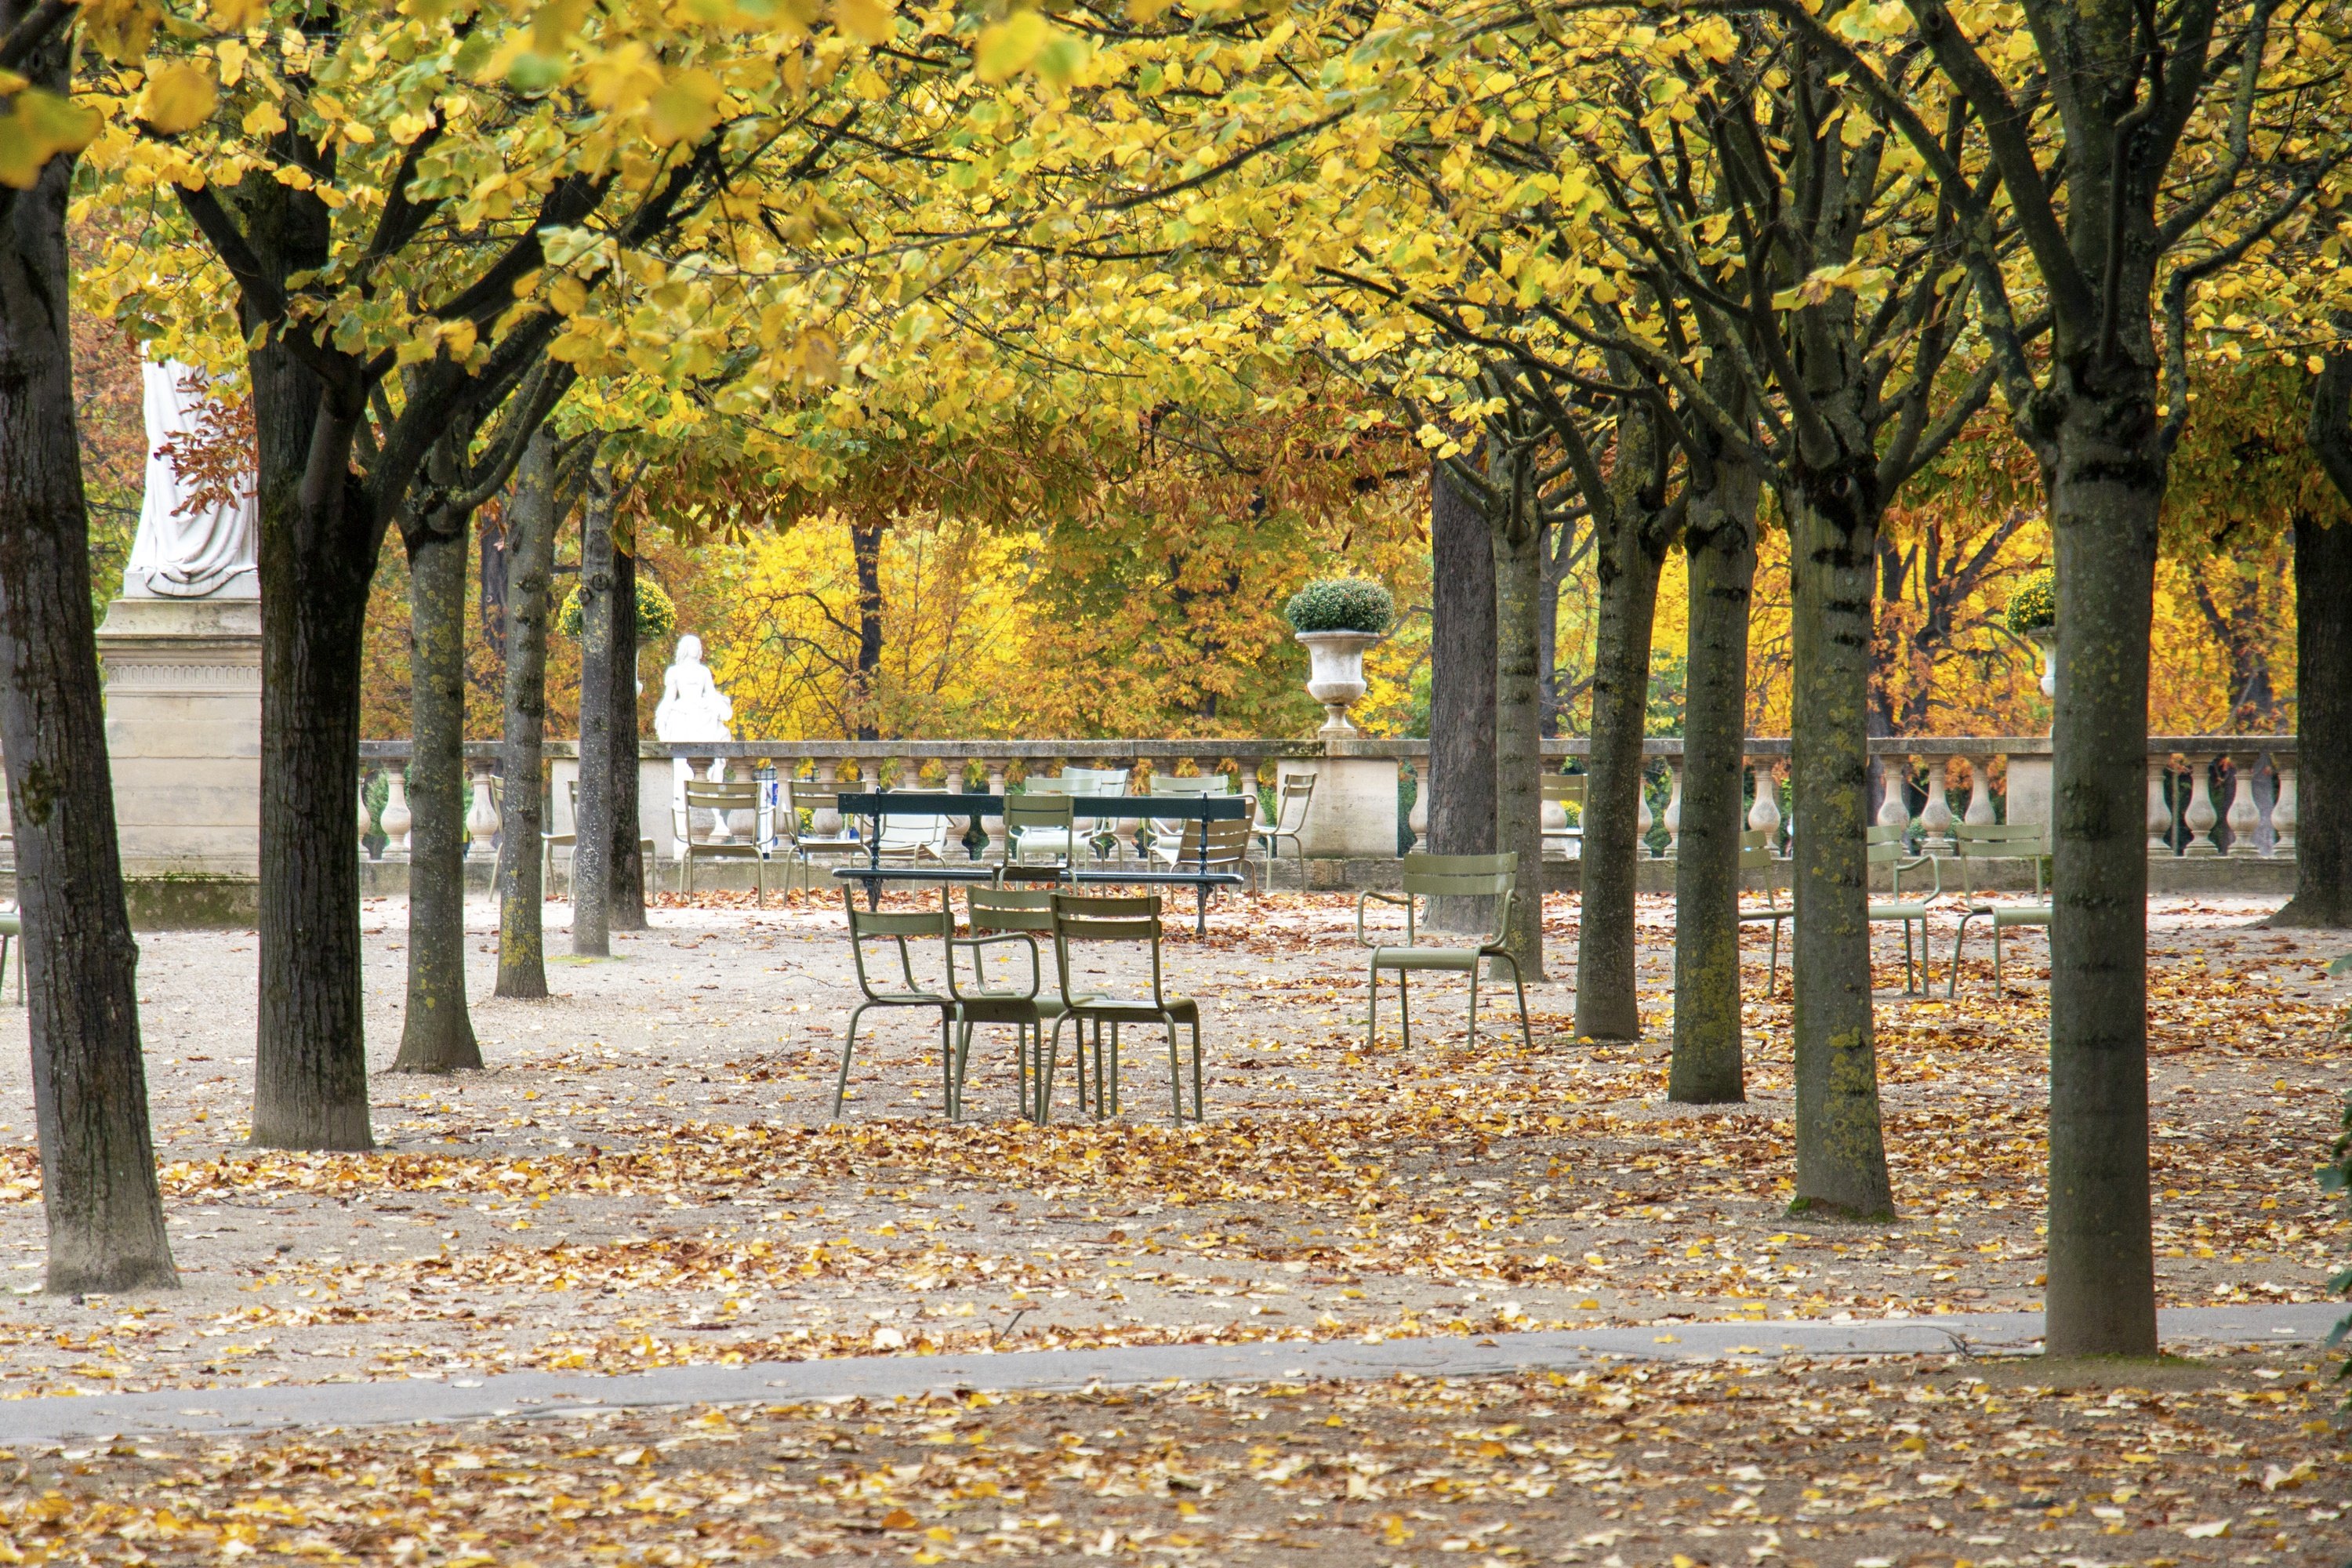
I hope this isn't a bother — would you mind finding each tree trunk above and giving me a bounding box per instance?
[390,479,482,1073]
[251,390,375,1150]
[1573,504,1667,1042]
[2043,396,2162,1359]
[2274,350,2352,927]
[495,432,558,998]
[571,474,615,957]
[1492,473,1547,982]
[1427,457,1497,928]
[1671,454,1761,1103]
[608,548,646,928]
[851,517,884,742]
[1786,479,1893,1218]
[0,95,176,1292]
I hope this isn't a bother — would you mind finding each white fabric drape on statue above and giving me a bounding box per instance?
[126,358,258,600]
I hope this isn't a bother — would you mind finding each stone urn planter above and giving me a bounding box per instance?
[2029,631,2057,697]
[1296,630,1382,735]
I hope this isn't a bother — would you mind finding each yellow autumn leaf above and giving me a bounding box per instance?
[138,64,220,135]
[241,99,285,136]
[646,67,724,146]
[548,275,588,316]
[975,9,1048,82]
[209,0,270,30]
[0,89,100,189]
[835,0,895,44]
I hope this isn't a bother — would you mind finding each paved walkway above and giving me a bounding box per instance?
[1,1304,2335,1446]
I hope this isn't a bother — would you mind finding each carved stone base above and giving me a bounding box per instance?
[95,595,261,884]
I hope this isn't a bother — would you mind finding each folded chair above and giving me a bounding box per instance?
[1356,851,1531,1051]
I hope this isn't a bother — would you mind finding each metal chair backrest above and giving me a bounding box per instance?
[681,779,760,842]
[968,885,1057,935]
[1272,773,1316,833]
[1542,775,1588,808]
[1952,821,2049,899]
[785,779,854,844]
[1164,800,1258,867]
[1051,892,1173,1008]
[1739,829,1784,906]
[1394,851,1518,948]
[842,887,952,998]
[1152,774,1231,796]
[875,791,953,851]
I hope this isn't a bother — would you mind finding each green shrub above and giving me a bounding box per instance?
[2005,570,2056,636]
[557,575,678,641]
[1285,578,1392,634]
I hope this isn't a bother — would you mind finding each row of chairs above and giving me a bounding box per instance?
[840,888,1203,1124]
[1740,821,2051,996]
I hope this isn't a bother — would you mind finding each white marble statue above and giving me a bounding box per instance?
[655,634,735,831]
[125,358,258,599]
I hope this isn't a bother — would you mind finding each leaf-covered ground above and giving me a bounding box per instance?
[0,893,2342,1398]
[0,1348,2343,1565]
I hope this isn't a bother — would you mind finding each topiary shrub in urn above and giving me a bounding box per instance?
[2006,569,2057,696]
[1286,579,1392,735]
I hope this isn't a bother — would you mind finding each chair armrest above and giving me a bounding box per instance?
[1356,889,1410,947]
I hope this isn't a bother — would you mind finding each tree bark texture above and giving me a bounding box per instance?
[851,518,884,742]
[1670,455,1761,1103]
[1786,482,1893,1218]
[1492,481,1546,982]
[572,476,616,957]
[390,479,482,1073]
[0,81,177,1292]
[608,549,646,930]
[495,433,559,999]
[2042,395,2161,1359]
[1573,497,1668,1043]
[2274,354,2352,927]
[1427,457,1497,930]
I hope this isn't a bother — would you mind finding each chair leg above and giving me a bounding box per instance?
[1041,1016,1070,1123]
[1992,920,2004,989]
[1769,920,1782,997]
[939,1011,955,1120]
[832,1002,873,1120]
[1947,913,1976,998]
[1190,1020,1203,1122]
[1398,970,1410,1042]
[1503,953,1531,1049]
[1467,965,1479,1051]
[1365,959,1380,1050]
[1166,1021,1184,1122]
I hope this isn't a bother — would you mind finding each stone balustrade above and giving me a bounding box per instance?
[350,735,2299,884]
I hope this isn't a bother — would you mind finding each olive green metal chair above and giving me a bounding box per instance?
[833,888,957,1120]
[1737,829,1795,996]
[781,778,864,891]
[1044,893,1203,1123]
[1866,823,1942,995]
[948,887,1095,1120]
[1356,851,1531,1051]
[676,779,770,902]
[1256,772,1316,889]
[1946,822,2052,995]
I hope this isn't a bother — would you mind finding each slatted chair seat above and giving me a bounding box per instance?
[1357,852,1532,1051]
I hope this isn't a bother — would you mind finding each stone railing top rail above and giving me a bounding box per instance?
[360,735,2297,764]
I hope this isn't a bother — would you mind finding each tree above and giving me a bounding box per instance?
[1425,455,1497,919]
[493,430,582,998]
[2278,340,2352,926]
[1773,0,2350,1350]
[0,0,176,1292]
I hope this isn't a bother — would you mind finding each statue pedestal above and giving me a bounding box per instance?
[94,595,262,922]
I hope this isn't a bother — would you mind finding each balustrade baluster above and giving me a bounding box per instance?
[467,763,500,857]
[358,768,376,860]
[1406,753,1429,849]
[2225,753,2262,857]
[2147,757,2176,855]
[382,768,413,860]
[812,759,844,838]
[1964,757,1998,829]
[1876,753,1913,833]
[1635,763,1655,855]
[982,760,1008,859]
[1661,757,1684,858]
[2270,757,2296,858]
[1917,757,1955,849]
[2183,755,2221,856]
[1747,758,1782,850]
